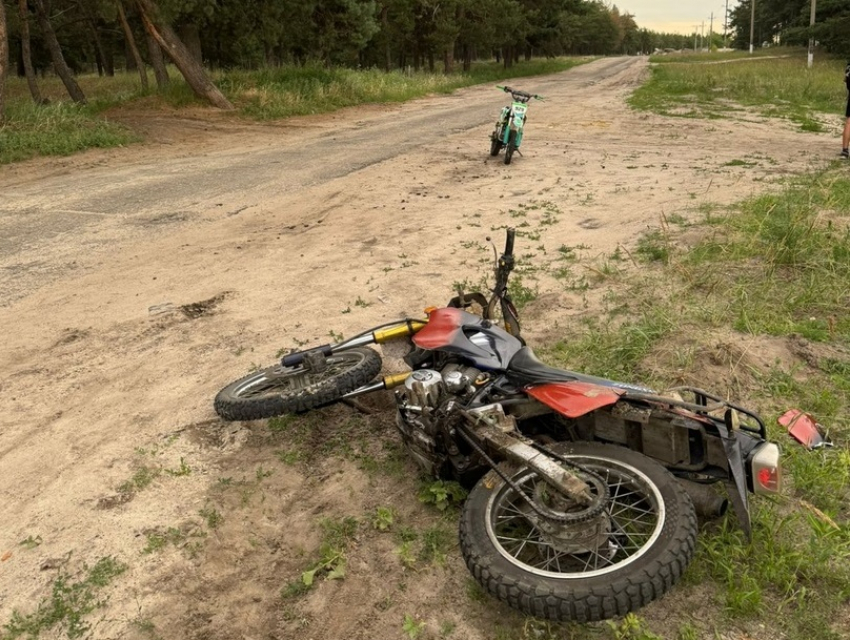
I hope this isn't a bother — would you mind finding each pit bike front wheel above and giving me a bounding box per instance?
[214,347,382,421]
[504,130,517,165]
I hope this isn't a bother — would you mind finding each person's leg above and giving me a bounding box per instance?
[843,117,850,152]
[843,96,850,156]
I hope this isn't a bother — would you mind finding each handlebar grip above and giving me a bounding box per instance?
[504,228,515,256]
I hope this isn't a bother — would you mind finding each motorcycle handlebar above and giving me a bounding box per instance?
[496,85,543,101]
[504,228,515,257]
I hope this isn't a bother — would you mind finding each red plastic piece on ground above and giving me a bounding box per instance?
[778,409,826,449]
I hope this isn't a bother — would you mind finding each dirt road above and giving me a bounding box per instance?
[0,57,836,639]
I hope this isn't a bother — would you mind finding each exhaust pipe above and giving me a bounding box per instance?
[677,479,728,519]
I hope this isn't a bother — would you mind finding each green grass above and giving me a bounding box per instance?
[417,479,468,512]
[536,165,850,639]
[283,515,359,598]
[545,305,676,383]
[687,504,850,640]
[1,57,589,164]
[684,171,850,345]
[650,48,790,64]
[1,557,127,640]
[0,101,139,164]
[631,48,846,130]
[219,58,587,120]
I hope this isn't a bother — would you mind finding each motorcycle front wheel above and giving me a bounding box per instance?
[459,442,696,623]
[214,347,382,421]
[504,130,517,165]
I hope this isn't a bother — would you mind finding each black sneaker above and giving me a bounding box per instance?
[841,149,849,159]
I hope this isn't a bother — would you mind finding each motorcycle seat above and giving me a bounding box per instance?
[506,346,652,393]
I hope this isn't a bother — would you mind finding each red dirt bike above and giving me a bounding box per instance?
[213,229,782,623]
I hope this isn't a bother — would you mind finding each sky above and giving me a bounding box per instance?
[615,1,736,35]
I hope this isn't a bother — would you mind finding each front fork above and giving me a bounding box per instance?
[462,403,594,505]
[493,107,511,144]
[280,318,427,396]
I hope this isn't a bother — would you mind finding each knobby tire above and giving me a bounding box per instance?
[213,347,382,421]
[459,442,697,622]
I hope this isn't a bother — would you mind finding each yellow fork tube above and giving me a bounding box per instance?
[373,320,427,344]
[382,372,412,389]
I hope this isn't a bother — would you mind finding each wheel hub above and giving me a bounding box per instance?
[529,473,612,554]
[302,350,328,373]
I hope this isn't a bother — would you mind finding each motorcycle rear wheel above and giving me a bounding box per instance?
[459,442,696,622]
[490,137,502,156]
[214,347,382,421]
[490,128,503,156]
[504,130,517,165]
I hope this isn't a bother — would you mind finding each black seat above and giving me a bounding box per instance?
[506,346,652,392]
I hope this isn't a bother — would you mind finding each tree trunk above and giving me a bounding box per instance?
[31,0,87,103]
[503,46,513,69]
[117,0,148,90]
[135,0,232,109]
[80,4,109,77]
[104,43,114,75]
[17,0,44,104]
[381,4,390,72]
[0,0,8,124]
[443,47,453,74]
[177,23,202,64]
[145,29,169,88]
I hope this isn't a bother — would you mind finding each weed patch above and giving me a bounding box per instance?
[285,516,359,597]
[1,557,126,639]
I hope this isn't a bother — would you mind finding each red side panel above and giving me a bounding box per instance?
[526,382,623,418]
[413,307,463,349]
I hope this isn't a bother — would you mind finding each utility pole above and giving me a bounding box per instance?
[701,21,705,51]
[724,0,729,48]
[694,25,698,52]
[749,0,755,54]
[709,12,714,51]
[807,0,817,68]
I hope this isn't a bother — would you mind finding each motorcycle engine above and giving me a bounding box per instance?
[393,364,483,476]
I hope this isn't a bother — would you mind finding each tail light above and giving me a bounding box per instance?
[750,443,782,495]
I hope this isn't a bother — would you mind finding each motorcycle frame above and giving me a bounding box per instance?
[496,100,528,148]
[277,230,776,535]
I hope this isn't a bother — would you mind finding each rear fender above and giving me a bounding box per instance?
[526,381,623,418]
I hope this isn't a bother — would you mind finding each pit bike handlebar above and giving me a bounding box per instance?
[496,85,545,103]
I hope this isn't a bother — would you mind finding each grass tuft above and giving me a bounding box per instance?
[1,557,126,640]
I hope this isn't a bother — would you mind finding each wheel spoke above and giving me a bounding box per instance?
[487,454,667,578]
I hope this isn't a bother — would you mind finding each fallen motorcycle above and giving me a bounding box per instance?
[214,229,782,623]
[490,85,544,164]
